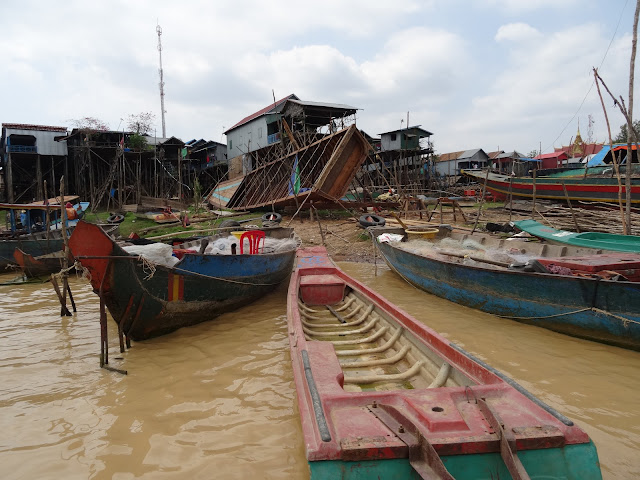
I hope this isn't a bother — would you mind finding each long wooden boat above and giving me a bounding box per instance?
[462,169,640,204]
[69,221,297,340]
[0,198,86,270]
[13,248,68,278]
[376,226,640,351]
[287,246,602,479]
[513,219,640,253]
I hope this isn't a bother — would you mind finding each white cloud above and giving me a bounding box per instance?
[495,23,542,43]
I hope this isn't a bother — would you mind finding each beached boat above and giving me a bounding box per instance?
[463,169,640,204]
[0,197,85,271]
[69,221,297,340]
[287,246,602,479]
[513,219,640,253]
[375,226,640,351]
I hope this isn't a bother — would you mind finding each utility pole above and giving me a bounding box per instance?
[157,24,167,138]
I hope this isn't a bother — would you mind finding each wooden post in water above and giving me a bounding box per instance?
[44,180,50,241]
[59,177,72,316]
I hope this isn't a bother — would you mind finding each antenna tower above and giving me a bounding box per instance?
[157,24,167,138]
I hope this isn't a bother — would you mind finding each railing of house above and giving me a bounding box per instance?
[7,145,37,153]
[267,132,281,145]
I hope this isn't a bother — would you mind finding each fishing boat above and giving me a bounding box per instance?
[287,246,602,479]
[0,197,85,271]
[375,226,640,351]
[69,220,297,340]
[13,223,119,278]
[513,219,640,253]
[462,169,640,204]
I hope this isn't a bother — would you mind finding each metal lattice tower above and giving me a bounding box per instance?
[157,24,167,138]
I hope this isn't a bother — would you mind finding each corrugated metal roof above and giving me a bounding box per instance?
[379,125,433,136]
[286,99,358,111]
[534,151,567,160]
[225,94,299,134]
[3,123,67,132]
[436,150,465,162]
[495,150,524,159]
[458,148,483,159]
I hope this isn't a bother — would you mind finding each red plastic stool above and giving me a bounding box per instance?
[239,230,265,254]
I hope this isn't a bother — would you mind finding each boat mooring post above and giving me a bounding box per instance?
[98,259,127,374]
[59,176,73,316]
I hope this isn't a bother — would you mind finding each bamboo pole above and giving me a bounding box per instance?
[594,67,627,233]
[508,177,513,223]
[471,166,490,234]
[561,180,580,232]
[625,0,640,234]
[531,168,537,218]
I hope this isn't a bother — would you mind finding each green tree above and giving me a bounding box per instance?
[613,120,640,143]
[127,133,148,151]
[526,150,539,158]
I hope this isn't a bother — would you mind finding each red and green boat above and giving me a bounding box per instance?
[70,221,297,340]
[463,169,640,204]
[287,247,602,479]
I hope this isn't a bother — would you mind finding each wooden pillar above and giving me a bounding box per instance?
[6,152,14,203]
[64,155,68,194]
[36,154,43,201]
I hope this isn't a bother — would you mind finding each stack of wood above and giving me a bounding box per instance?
[505,200,640,234]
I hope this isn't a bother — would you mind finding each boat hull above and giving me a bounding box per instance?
[514,219,640,253]
[463,170,640,204]
[0,237,64,270]
[70,221,296,340]
[310,442,600,480]
[377,240,640,350]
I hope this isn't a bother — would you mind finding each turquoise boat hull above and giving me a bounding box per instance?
[514,219,640,253]
[311,441,601,479]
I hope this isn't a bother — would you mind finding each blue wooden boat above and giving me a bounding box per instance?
[0,198,88,271]
[69,221,297,340]
[514,219,640,253]
[288,247,602,479]
[376,226,640,351]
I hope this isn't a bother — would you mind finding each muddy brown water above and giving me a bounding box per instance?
[0,263,638,479]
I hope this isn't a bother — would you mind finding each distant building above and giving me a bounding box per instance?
[224,95,359,177]
[534,151,568,169]
[224,94,299,160]
[554,128,603,165]
[379,126,433,152]
[1,123,68,203]
[434,148,489,176]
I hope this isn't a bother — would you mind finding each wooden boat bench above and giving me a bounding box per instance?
[299,273,346,305]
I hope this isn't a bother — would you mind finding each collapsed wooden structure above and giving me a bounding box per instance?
[226,125,371,210]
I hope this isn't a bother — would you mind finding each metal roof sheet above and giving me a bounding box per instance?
[225,94,299,134]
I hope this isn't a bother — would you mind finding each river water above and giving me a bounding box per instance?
[0,263,638,479]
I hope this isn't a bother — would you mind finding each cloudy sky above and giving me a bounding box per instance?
[1,0,638,155]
